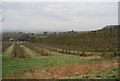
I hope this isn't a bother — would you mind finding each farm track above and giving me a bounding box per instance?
[3,58,118,79]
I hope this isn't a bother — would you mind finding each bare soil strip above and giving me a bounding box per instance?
[3,59,118,79]
[11,43,30,58]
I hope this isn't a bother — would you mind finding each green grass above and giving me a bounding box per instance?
[0,56,2,79]
[74,68,119,79]
[0,41,2,78]
[3,44,95,76]
[3,43,118,77]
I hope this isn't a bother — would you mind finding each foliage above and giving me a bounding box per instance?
[39,25,119,52]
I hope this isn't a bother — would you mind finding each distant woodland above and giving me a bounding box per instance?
[2,25,120,52]
[38,25,120,52]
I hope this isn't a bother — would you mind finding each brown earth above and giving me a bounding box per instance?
[3,59,118,79]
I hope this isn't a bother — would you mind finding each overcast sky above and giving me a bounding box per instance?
[2,2,118,32]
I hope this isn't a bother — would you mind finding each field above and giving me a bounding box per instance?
[2,25,119,79]
[0,41,2,79]
[2,41,119,79]
[1,1,120,80]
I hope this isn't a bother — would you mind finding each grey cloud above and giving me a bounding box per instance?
[2,2,118,32]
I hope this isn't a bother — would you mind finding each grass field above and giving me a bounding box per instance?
[0,55,1,79]
[2,42,119,79]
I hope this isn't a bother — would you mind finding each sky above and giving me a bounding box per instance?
[2,2,118,32]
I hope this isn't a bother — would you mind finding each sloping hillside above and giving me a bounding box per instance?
[39,25,119,52]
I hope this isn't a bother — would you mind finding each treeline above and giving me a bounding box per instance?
[39,25,120,52]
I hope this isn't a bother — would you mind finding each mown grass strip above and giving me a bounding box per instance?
[23,46,38,58]
[3,43,14,58]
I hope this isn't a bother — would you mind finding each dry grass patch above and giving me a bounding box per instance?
[3,59,118,79]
